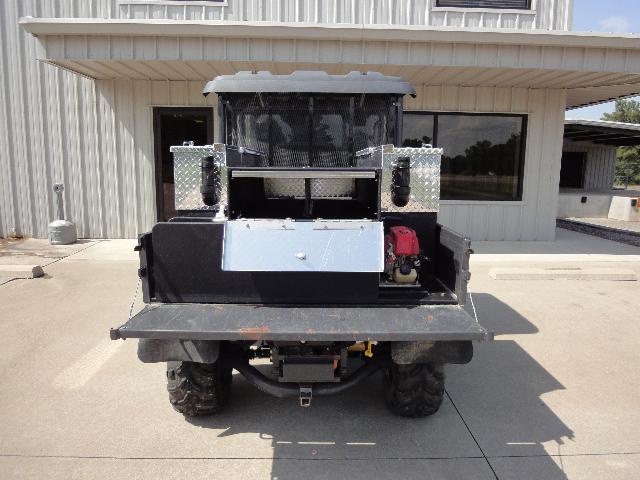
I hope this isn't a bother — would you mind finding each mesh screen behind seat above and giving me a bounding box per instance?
[224,93,395,168]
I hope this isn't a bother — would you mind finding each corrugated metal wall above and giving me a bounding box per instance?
[407,87,567,241]
[563,141,617,191]
[117,0,573,30]
[92,79,215,238]
[0,0,110,239]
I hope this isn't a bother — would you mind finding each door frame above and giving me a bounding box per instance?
[153,107,214,222]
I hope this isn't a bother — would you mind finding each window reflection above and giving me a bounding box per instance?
[402,113,526,201]
[439,115,524,201]
[402,114,434,148]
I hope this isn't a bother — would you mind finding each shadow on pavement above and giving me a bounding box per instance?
[451,293,575,479]
[185,294,573,480]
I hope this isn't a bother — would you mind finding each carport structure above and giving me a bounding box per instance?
[564,120,640,148]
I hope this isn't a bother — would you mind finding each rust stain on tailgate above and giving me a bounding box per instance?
[238,325,271,340]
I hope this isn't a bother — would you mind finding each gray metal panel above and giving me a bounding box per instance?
[357,145,442,213]
[222,220,384,272]
[204,71,416,96]
[170,145,227,211]
[114,303,492,342]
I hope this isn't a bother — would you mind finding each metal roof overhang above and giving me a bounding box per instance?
[20,18,640,109]
[564,120,640,146]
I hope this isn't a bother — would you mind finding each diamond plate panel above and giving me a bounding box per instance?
[373,145,442,213]
[264,178,355,198]
[264,178,304,198]
[170,145,227,211]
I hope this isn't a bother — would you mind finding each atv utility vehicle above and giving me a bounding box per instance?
[110,71,491,418]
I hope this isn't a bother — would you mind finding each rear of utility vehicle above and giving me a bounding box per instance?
[110,71,491,418]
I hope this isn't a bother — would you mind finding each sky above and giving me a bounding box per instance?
[565,0,640,121]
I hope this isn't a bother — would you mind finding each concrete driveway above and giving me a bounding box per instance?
[1,230,639,479]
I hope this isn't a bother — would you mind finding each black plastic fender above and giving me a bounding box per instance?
[137,339,220,364]
[391,340,473,365]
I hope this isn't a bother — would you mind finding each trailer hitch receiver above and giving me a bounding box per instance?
[299,385,313,407]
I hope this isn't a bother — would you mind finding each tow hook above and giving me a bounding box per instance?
[299,385,312,407]
[364,341,374,358]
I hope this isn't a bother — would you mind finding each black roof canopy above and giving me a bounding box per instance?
[564,120,640,147]
[203,71,416,97]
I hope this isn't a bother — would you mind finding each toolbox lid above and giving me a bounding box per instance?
[222,219,385,273]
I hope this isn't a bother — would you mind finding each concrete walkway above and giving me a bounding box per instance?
[1,234,639,479]
[563,218,640,234]
[0,238,99,284]
[472,227,640,265]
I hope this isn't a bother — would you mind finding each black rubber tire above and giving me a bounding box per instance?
[166,361,233,417]
[384,363,445,418]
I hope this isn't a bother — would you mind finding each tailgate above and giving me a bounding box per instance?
[111,303,492,342]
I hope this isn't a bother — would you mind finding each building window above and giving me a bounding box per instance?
[403,113,527,201]
[402,114,435,148]
[435,0,531,9]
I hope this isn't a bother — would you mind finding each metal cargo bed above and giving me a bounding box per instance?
[111,303,492,342]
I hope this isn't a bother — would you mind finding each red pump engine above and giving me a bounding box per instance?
[387,226,419,256]
[384,226,421,284]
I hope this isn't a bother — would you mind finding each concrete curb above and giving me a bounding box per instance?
[0,265,45,279]
[489,267,637,281]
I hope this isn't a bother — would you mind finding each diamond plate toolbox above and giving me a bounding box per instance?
[170,145,227,211]
[358,145,442,213]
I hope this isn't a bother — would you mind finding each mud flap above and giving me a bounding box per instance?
[137,338,220,363]
[391,341,473,365]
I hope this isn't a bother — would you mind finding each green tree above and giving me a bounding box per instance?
[602,98,640,185]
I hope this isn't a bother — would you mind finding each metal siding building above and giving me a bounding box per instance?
[556,140,618,219]
[114,0,573,30]
[1,0,639,240]
[557,120,640,219]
